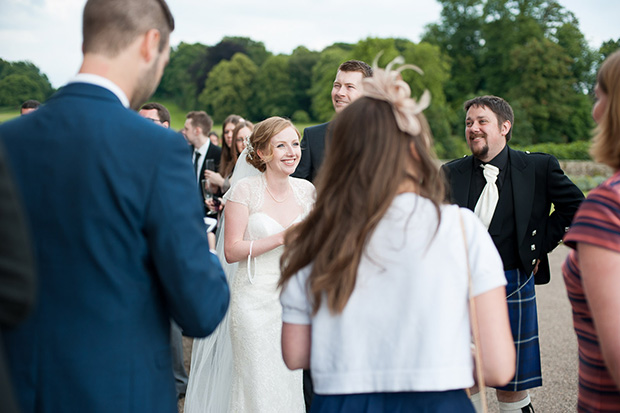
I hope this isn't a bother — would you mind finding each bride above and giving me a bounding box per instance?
[185,117,313,412]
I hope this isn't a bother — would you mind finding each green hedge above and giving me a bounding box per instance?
[512,140,591,160]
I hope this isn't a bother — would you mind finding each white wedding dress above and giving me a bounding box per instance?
[185,166,313,413]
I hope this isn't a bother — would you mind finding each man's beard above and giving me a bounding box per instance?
[130,55,161,111]
[469,135,489,160]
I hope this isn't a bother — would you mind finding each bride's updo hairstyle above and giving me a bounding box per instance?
[246,116,301,172]
[280,56,445,315]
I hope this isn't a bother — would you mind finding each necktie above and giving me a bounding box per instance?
[474,164,500,229]
[193,150,201,177]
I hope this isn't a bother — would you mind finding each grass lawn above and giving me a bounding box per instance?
[0,108,19,123]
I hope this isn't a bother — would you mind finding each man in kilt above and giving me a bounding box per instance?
[442,95,583,412]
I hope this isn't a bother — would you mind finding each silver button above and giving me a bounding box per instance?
[565,226,570,232]
[532,230,537,236]
[531,244,536,251]
[532,259,537,265]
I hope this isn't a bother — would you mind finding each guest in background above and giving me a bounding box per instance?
[280,59,515,413]
[563,49,620,412]
[20,100,40,115]
[139,102,171,128]
[292,60,372,183]
[208,131,220,147]
[219,114,244,184]
[206,120,254,194]
[442,95,583,413]
[182,111,222,216]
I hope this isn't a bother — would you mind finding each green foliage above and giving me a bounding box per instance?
[309,47,348,122]
[512,140,592,160]
[0,59,53,108]
[198,53,258,122]
[288,46,321,118]
[254,55,294,119]
[155,42,208,109]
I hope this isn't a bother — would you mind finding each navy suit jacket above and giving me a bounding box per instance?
[442,147,583,284]
[0,82,229,412]
[292,122,330,182]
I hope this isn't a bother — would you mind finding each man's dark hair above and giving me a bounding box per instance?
[140,102,171,124]
[186,111,213,135]
[464,95,514,141]
[21,100,41,110]
[82,0,174,57]
[338,60,373,78]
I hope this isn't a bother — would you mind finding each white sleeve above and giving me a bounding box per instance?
[460,208,507,297]
[223,177,251,206]
[280,266,312,325]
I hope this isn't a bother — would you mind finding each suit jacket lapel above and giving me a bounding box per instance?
[510,148,534,246]
[451,157,475,208]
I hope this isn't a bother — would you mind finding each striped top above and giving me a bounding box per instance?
[563,171,620,412]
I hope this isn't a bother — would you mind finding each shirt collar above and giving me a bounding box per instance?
[474,144,508,171]
[67,74,130,108]
[196,140,210,156]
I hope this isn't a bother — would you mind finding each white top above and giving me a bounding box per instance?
[280,193,506,395]
[68,73,130,108]
[193,141,211,181]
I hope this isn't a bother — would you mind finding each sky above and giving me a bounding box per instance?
[0,0,618,89]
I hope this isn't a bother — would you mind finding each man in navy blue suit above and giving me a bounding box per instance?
[293,60,372,183]
[0,1,229,412]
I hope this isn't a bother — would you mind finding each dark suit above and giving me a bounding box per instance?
[442,147,584,284]
[292,122,330,182]
[0,143,36,413]
[0,82,229,412]
[194,142,222,215]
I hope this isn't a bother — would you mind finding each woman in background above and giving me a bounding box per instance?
[279,59,515,412]
[205,114,243,193]
[562,49,620,412]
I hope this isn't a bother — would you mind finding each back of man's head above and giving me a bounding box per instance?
[140,102,171,125]
[338,60,373,78]
[82,0,174,57]
[20,100,41,115]
[186,111,213,135]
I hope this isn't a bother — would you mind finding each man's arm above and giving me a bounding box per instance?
[544,155,584,253]
[145,133,229,338]
[0,144,36,327]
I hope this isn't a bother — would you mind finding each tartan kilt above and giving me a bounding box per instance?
[495,268,543,392]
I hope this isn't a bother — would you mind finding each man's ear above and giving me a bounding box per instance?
[140,29,161,63]
[501,120,512,137]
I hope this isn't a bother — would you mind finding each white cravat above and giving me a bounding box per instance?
[474,164,500,229]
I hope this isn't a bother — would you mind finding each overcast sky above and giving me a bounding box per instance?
[0,0,618,88]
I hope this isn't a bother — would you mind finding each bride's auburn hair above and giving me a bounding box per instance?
[280,96,445,315]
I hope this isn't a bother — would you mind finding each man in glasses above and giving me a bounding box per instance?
[139,101,171,128]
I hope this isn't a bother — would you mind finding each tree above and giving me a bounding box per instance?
[254,55,295,119]
[154,42,208,109]
[288,46,320,121]
[198,53,258,122]
[507,37,592,143]
[309,47,349,122]
[0,59,53,108]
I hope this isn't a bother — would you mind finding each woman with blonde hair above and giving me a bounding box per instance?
[279,59,515,412]
[563,49,620,411]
